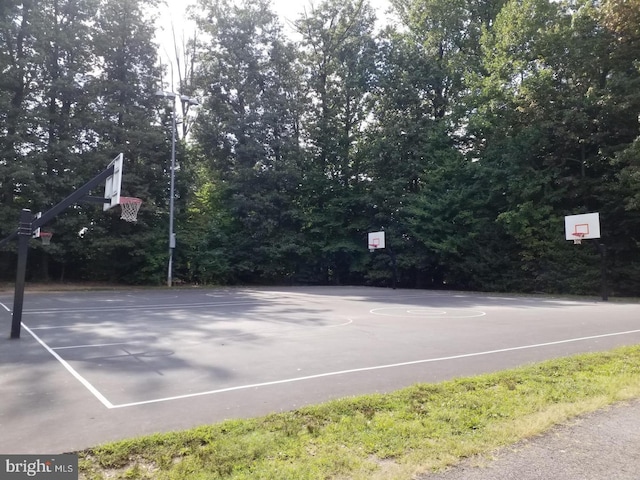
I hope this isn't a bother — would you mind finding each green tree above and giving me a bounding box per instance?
[78,0,167,284]
[0,0,168,284]
[294,0,378,284]
[191,0,306,283]
[468,0,640,293]
[361,31,446,286]
[0,0,101,281]
[359,0,509,289]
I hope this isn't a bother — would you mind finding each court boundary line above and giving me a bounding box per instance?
[52,342,140,350]
[21,323,115,409]
[0,301,10,312]
[11,288,638,410]
[30,316,353,332]
[108,328,640,409]
[22,300,268,314]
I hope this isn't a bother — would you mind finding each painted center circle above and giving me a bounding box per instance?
[406,309,447,315]
[370,307,486,319]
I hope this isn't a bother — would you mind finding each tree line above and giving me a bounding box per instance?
[1,0,639,296]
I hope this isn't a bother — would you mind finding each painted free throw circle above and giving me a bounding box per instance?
[370,307,486,318]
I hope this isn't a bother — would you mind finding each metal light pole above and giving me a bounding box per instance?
[156,91,199,287]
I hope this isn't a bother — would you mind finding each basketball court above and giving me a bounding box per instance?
[0,169,635,453]
[1,286,639,454]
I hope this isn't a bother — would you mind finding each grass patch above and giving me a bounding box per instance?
[79,345,640,479]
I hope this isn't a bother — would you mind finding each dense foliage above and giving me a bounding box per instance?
[1,0,639,296]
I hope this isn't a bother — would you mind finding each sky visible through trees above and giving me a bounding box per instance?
[156,0,395,89]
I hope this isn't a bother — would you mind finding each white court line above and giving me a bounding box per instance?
[328,318,353,328]
[22,300,266,314]
[30,317,353,332]
[21,323,114,409]
[110,328,640,409]
[30,324,105,331]
[52,342,139,350]
[370,307,487,318]
[0,301,10,312]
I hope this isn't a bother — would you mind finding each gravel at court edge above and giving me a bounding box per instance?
[416,399,640,480]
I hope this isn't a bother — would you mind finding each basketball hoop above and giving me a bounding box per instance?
[40,232,53,245]
[572,232,586,245]
[119,197,142,223]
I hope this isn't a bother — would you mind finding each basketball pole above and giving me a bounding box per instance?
[598,243,608,302]
[388,244,398,290]
[5,164,116,339]
[10,209,32,338]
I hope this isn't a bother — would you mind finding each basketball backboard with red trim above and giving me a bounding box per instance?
[565,212,600,241]
[368,231,385,250]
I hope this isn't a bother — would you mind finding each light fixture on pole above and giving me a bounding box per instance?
[155,90,199,287]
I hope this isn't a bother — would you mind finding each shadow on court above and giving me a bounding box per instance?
[1,286,639,454]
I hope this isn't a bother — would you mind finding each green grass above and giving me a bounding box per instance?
[79,345,640,480]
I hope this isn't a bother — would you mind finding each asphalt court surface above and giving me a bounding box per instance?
[1,286,640,453]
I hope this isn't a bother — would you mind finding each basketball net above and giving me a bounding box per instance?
[40,232,53,245]
[572,232,586,244]
[119,197,142,223]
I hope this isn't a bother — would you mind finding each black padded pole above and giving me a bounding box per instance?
[10,209,32,339]
[599,243,608,301]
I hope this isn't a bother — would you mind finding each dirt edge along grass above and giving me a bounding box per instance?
[78,345,640,480]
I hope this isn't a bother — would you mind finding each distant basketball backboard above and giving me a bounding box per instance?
[565,212,600,242]
[368,231,385,251]
[103,153,123,211]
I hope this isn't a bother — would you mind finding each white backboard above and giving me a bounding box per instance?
[368,231,386,250]
[565,212,600,240]
[103,153,123,211]
[32,212,42,238]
